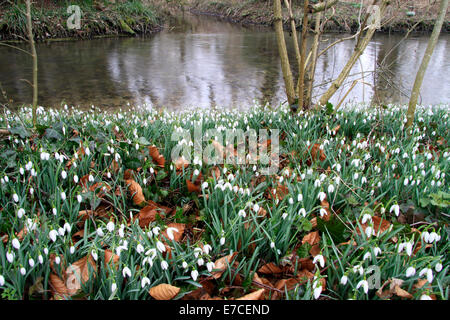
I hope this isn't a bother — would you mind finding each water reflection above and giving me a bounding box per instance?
[0,14,448,110]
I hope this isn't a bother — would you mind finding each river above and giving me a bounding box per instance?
[0,14,449,110]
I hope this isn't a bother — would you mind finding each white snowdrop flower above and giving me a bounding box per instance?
[63,222,71,233]
[356,280,369,294]
[88,174,94,183]
[55,256,61,265]
[49,229,58,242]
[161,260,169,270]
[238,209,246,218]
[405,241,413,256]
[435,263,442,273]
[313,255,325,268]
[220,237,226,245]
[319,208,328,217]
[288,197,294,205]
[122,266,132,278]
[6,251,14,263]
[29,187,34,195]
[70,246,75,254]
[17,208,25,219]
[118,227,124,238]
[96,227,104,237]
[282,212,288,220]
[38,255,43,264]
[85,147,91,156]
[426,269,434,283]
[398,242,405,253]
[328,184,335,193]
[197,257,205,266]
[361,177,367,184]
[77,194,82,203]
[207,261,215,272]
[136,243,144,254]
[156,241,166,253]
[106,221,115,232]
[20,267,26,276]
[390,204,400,217]
[152,226,160,236]
[201,182,208,189]
[13,193,19,203]
[297,194,303,202]
[253,203,260,213]
[353,265,364,276]
[270,241,275,249]
[19,167,24,175]
[353,173,359,180]
[298,208,307,217]
[340,275,348,285]
[44,248,48,255]
[428,232,440,243]
[203,244,212,255]
[61,170,67,180]
[191,269,199,281]
[314,179,321,187]
[406,266,416,277]
[58,227,65,237]
[166,227,179,241]
[182,261,188,269]
[313,283,322,299]
[420,294,432,300]
[318,191,326,202]
[0,275,4,286]
[361,213,372,224]
[74,175,79,184]
[421,231,430,243]
[91,251,98,261]
[363,252,371,261]
[60,191,66,201]
[12,238,20,250]
[374,247,382,256]
[141,277,151,288]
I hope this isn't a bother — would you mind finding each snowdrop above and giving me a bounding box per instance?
[313,255,325,268]
[390,204,400,217]
[161,260,169,270]
[406,266,416,277]
[356,280,369,294]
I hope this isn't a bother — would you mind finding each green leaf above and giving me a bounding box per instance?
[45,128,63,140]
[138,137,151,146]
[9,125,30,139]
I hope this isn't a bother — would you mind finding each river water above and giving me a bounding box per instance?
[0,14,449,110]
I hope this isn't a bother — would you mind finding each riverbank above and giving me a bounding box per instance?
[0,0,165,42]
[189,0,450,33]
[0,103,448,300]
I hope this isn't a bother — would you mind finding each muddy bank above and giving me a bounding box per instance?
[0,1,164,42]
[189,0,449,33]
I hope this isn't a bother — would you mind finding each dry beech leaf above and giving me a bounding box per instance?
[212,252,238,279]
[138,201,172,227]
[149,283,180,300]
[49,274,70,299]
[65,255,97,295]
[359,216,392,236]
[104,249,120,269]
[174,157,189,171]
[149,145,165,168]
[186,179,201,193]
[236,288,265,300]
[302,231,320,246]
[257,262,283,275]
[309,143,326,162]
[125,179,146,205]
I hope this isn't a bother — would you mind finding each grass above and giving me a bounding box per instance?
[0,102,448,300]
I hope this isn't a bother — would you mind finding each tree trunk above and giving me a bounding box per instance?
[297,0,309,110]
[304,9,322,108]
[316,0,390,109]
[273,0,296,106]
[406,0,448,129]
[26,0,38,126]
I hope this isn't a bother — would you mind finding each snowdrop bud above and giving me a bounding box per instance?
[406,266,416,277]
[220,237,225,246]
[13,193,19,203]
[96,228,104,237]
[77,195,82,203]
[17,208,25,219]
[111,283,117,293]
[38,255,43,264]
[70,246,75,254]
[91,251,98,261]
[420,294,432,300]
[107,221,115,232]
[340,275,348,285]
[61,171,67,180]
[52,208,57,216]
[435,263,442,273]
[20,267,26,276]
[191,269,199,281]
[55,256,61,265]
[12,238,20,250]
[297,194,303,202]
[60,191,66,201]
